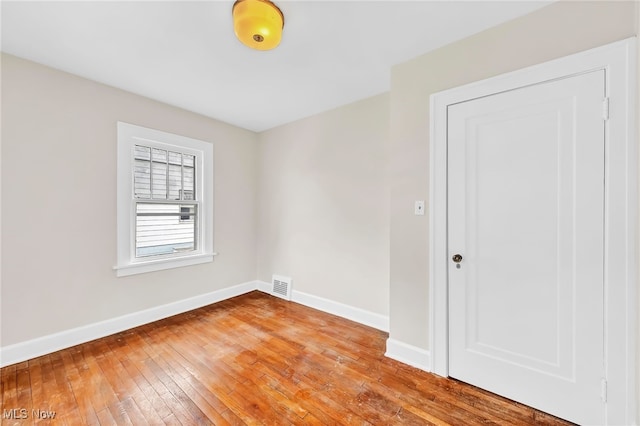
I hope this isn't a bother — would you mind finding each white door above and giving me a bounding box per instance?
[447,70,606,425]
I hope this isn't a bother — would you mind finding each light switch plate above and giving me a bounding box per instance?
[415,200,425,215]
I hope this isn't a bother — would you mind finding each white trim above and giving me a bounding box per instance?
[429,38,637,425]
[256,279,272,293]
[1,280,392,367]
[385,338,431,372]
[0,281,258,367]
[257,281,389,332]
[114,253,215,277]
[116,122,215,277]
[293,290,389,332]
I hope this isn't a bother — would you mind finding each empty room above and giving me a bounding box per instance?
[1,1,638,424]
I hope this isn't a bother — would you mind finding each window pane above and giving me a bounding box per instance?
[134,145,151,160]
[133,145,197,202]
[180,205,195,222]
[168,164,182,200]
[134,159,151,199]
[168,151,182,165]
[152,148,167,163]
[151,162,167,199]
[135,203,197,257]
[183,165,194,197]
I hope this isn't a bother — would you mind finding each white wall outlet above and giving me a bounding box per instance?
[415,200,425,215]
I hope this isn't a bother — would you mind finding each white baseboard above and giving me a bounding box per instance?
[256,279,271,293]
[0,281,258,368]
[385,338,431,372]
[257,280,389,332]
[1,280,391,368]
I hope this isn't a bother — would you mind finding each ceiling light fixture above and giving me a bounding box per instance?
[232,0,284,51]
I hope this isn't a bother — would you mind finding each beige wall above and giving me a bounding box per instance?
[388,0,637,348]
[2,1,637,395]
[257,94,390,316]
[1,54,259,346]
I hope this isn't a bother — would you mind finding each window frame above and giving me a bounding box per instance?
[116,122,214,277]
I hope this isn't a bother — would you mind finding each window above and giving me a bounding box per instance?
[116,122,214,277]
[180,206,194,222]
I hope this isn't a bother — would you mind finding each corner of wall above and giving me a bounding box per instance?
[385,338,431,372]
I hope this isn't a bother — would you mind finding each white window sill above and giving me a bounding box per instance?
[114,252,217,277]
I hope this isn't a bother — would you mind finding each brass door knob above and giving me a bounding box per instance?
[452,254,463,263]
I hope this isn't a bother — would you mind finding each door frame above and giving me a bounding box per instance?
[429,38,637,425]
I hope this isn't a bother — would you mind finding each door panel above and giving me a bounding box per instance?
[447,70,605,425]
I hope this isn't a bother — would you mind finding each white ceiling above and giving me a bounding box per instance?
[1,1,553,132]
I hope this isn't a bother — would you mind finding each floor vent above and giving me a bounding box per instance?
[271,275,292,301]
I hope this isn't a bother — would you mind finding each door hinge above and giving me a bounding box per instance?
[601,378,608,403]
[602,97,610,120]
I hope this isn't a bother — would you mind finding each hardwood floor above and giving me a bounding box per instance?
[1,291,572,425]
